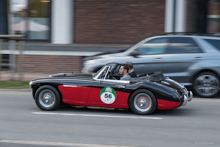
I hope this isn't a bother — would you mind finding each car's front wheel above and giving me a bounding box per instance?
[193,72,220,98]
[35,85,61,111]
[129,89,157,115]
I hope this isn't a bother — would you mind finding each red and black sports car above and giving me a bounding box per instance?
[30,63,193,115]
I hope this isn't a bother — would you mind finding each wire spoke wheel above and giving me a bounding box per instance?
[129,89,156,115]
[134,93,152,112]
[35,85,60,111]
[39,89,56,108]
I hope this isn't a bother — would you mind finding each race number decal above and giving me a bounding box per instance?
[100,87,117,104]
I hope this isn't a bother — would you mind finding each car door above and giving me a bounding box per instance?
[58,79,93,105]
[130,37,169,74]
[86,66,128,107]
[157,37,204,84]
[87,80,127,107]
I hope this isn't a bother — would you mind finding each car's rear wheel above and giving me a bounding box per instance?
[129,89,157,115]
[35,85,60,111]
[193,72,220,98]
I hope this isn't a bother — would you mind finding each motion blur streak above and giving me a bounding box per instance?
[32,112,163,119]
[0,140,136,147]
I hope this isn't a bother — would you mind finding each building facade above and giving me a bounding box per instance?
[1,0,220,74]
[1,0,220,44]
[51,0,220,44]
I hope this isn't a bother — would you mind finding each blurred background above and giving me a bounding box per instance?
[0,0,220,79]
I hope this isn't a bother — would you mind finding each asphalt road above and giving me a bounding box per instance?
[0,89,220,147]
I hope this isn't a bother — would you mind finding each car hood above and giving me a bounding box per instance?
[30,73,95,89]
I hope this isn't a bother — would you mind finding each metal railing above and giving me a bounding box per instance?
[0,35,25,82]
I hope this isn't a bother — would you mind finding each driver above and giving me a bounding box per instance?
[119,64,131,80]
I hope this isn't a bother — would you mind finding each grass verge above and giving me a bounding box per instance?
[0,80,30,89]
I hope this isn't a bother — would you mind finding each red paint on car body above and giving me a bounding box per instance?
[118,93,130,108]
[59,85,180,110]
[157,99,180,110]
[58,85,91,105]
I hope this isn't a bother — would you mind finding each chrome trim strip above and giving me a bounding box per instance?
[63,85,77,87]
[103,79,130,84]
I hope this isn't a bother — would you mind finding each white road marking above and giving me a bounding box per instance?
[192,98,220,103]
[32,112,163,120]
[0,92,30,95]
[0,89,31,95]
[0,139,135,147]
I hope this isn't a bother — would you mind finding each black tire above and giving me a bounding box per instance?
[129,89,157,115]
[35,85,61,111]
[193,72,220,98]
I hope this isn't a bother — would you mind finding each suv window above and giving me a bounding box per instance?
[167,37,202,54]
[136,38,168,55]
[204,39,220,51]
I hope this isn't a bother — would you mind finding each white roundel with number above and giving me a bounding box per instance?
[100,87,117,104]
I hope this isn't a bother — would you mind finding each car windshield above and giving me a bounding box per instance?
[93,66,107,78]
[107,63,118,71]
[93,63,117,79]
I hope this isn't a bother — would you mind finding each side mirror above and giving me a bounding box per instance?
[130,50,140,57]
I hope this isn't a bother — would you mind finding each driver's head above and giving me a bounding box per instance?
[119,64,129,75]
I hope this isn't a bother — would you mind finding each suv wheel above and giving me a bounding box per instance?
[193,72,220,98]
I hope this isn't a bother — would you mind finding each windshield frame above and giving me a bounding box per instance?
[93,65,108,79]
[93,63,130,84]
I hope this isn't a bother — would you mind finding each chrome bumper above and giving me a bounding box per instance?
[188,91,193,101]
[182,91,193,106]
